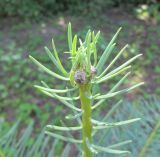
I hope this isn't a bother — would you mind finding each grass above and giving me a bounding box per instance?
[0,9,160,135]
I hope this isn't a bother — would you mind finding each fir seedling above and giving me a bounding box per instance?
[30,23,144,157]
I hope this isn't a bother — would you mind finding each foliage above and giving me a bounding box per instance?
[0,41,59,132]
[0,97,160,157]
[30,22,144,156]
[135,3,160,24]
[0,0,42,18]
[0,121,70,157]
[0,0,158,19]
[148,3,160,23]
[95,96,160,157]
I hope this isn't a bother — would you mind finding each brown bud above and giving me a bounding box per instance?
[74,70,86,84]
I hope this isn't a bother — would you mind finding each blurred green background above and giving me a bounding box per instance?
[0,0,160,156]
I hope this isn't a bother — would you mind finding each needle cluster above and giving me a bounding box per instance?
[30,23,144,157]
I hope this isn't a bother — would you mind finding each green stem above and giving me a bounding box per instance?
[79,84,92,157]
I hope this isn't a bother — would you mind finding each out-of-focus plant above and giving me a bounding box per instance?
[148,3,160,24]
[30,23,143,156]
[135,3,160,24]
[0,0,152,19]
[93,97,160,157]
[0,121,71,157]
[1,97,160,157]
